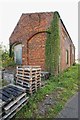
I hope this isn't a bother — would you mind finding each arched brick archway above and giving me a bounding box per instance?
[10,41,22,64]
[10,41,22,57]
[27,31,50,70]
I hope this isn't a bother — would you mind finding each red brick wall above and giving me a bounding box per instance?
[28,32,47,70]
[9,12,75,73]
[9,12,53,45]
[9,12,53,70]
[60,21,75,72]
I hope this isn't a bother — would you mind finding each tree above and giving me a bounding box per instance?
[0,43,16,68]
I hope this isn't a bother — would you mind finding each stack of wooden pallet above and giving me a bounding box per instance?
[16,66,41,95]
[0,84,29,120]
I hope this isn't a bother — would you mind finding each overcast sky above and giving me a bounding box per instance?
[0,0,78,59]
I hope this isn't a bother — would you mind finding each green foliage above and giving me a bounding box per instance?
[45,33,51,72]
[15,65,78,118]
[2,55,16,68]
[0,44,16,68]
[45,12,60,75]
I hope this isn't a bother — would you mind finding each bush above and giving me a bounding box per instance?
[0,44,16,68]
[2,57,16,68]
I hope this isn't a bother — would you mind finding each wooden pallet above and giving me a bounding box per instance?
[0,84,29,120]
[16,79,41,89]
[16,67,41,73]
[16,66,41,95]
[16,79,41,95]
[16,74,41,81]
[16,66,41,76]
[16,73,41,78]
[27,83,41,96]
[2,97,28,120]
[16,66,41,81]
[16,79,35,87]
[4,93,27,114]
[17,69,41,73]
[16,65,41,69]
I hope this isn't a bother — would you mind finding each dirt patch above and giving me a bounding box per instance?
[3,66,16,73]
[36,87,64,117]
[38,94,56,116]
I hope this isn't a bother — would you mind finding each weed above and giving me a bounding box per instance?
[15,65,78,118]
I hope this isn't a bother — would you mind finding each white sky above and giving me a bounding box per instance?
[0,0,78,59]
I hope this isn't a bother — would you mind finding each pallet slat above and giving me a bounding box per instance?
[0,99,5,108]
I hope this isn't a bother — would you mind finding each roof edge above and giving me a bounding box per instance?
[55,11,74,45]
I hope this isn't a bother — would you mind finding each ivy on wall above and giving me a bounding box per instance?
[45,12,60,75]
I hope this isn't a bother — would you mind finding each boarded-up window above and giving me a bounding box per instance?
[66,50,68,64]
[14,44,22,64]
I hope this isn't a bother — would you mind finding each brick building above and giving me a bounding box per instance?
[9,12,75,74]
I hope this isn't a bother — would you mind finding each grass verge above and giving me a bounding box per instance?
[14,64,78,119]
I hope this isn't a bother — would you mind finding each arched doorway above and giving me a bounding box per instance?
[14,44,22,64]
[10,42,22,65]
[27,31,50,69]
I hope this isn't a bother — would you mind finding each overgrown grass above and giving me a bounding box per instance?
[14,64,78,119]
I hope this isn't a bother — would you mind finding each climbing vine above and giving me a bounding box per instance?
[45,12,60,75]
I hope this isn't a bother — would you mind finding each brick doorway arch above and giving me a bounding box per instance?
[27,31,50,70]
